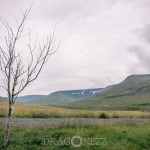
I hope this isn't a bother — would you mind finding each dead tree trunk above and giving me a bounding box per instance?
[0,6,58,146]
[3,100,14,146]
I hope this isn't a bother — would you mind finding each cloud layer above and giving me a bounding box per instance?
[0,0,150,96]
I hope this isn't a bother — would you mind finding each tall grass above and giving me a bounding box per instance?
[0,102,150,118]
[0,123,150,150]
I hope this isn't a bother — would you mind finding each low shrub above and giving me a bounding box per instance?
[99,113,108,119]
[112,114,119,118]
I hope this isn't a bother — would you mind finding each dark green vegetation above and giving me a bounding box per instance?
[72,74,150,109]
[99,113,109,119]
[0,123,149,150]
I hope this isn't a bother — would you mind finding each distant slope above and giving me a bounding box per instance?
[16,95,46,103]
[0,96,7,102]
[72,74,150,108]
[4,74,150,109]
[29,88,103,105]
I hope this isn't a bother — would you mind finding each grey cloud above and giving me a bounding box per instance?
[37,0,120,22]
[128,45,150,71]
[140,25,150,43]
[0,0,150,96]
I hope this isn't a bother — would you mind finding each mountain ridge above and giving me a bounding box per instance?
[72,74,150,108]
[1,74,150,109]
[29,88,103,105]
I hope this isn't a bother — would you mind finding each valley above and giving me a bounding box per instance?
[1,74,150,150]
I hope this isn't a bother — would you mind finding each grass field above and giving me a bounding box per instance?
[0,123,150,150]
[0,102,150,150]
[0,102,150,118]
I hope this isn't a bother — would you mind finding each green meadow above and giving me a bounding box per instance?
[0,123,150,150]
[0,102,150,150]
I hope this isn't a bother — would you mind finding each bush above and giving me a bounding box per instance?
[74,113,96,118]
[0,114,6,117]
[99,113,108,119]
[112,114,119,118]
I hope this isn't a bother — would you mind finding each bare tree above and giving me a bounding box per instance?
[0,7,58,146]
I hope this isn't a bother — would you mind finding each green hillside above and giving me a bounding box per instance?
[29,91,76,105]
[16,95,45,103]
[0,96,7,102]
[1,74,150,110]
[72,74,150,109]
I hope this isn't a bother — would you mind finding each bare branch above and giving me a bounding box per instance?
[0,6,58,104]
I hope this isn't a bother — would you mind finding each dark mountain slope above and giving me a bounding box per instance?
[73,74,150,108]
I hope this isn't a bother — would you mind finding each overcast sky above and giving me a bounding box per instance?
[0,0,150,96]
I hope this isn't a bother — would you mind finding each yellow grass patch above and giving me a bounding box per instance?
[0,102,150,118]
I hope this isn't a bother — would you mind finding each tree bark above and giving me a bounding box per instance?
[0,6,58,147]
[3,103,13,146]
